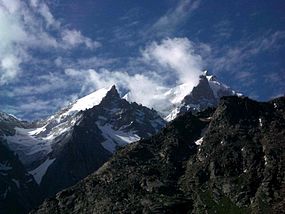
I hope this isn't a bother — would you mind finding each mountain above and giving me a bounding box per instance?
[39,85,165,197]
[2,86,166,199]
[165,71,240,121]
[0,115,40,214]
[124,71,240,121]
[31,96,285,214]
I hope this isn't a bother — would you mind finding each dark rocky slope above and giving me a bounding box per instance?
[32,96,285,214]
[0,139,40,214]
[39,115,112,199]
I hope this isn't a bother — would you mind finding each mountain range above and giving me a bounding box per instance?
[1,72,283,214]
[31,95,285,214]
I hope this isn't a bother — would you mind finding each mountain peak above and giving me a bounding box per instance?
[104,85,121,99]
[98,85,122,108]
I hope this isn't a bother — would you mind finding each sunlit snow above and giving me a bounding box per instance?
[64,87,110,116]
[194,137,203,146]
[98,123,140,153]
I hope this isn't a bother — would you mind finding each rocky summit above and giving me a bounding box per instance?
[31,96,285,214]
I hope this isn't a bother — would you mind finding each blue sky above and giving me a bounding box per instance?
[0,0,284,120]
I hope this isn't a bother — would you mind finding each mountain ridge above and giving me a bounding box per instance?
[0,75,248,214]
[31,95,285,214]
[1,85,166,202]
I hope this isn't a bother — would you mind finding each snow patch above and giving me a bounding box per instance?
[259,118,263,127]
[28,126,47,136]
[264,156,268,165]
[28,158,56,184]
[5,127,52,166]
[195,137,203,146]
[64,87,110,116]
[98,123,140,153]
[165,107,180,121]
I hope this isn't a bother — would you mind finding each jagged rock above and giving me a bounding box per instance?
[31,96,285,214]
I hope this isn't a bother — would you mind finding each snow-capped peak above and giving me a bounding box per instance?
[3,86,113,184]
[164,71,241,121]
[64,86,113,116]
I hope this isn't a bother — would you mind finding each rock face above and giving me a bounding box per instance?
[31,96,285,214]
[0,138,40,214]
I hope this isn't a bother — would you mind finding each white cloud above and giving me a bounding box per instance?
[0,0,20,13]
[0,55,21,84]
[63,37,204,114]
[3,37,204,119]
[64,68,168,110]
[142,37,203,86]
[61,29,101,49]
[38,3,59,27]
[0,0,100,85]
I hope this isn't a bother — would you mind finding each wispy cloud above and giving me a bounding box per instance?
[196,30,285,97]
[61,29,101,49]
[146,0,201,37]
[213,20,233,40]
[209,30,285,73]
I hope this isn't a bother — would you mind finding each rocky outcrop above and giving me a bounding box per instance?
[32,96,285,214]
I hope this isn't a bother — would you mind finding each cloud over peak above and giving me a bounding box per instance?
[142,37,202,86]
[62,37,204,115]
